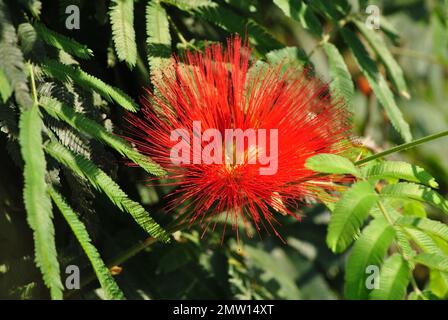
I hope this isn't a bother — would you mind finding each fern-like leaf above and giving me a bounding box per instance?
[354,20,409,98]
[40,96,166,176]
[381,182,448,214]
[341,27,412,143]
[273,0,323,36]
[44,140,170,242]
[369,254,410,300]
[414,253,448,273]
[0,67,13,103]
[322,42,354,104]
[19,102,63,299]
[164,0,283,54]
[394,227,416,260]
[17,22,46,60]
[109,0,137,68]
[404,228,442,254]
[34,22,93,59]
[146,0,172,83]
[18,0,42,17]
[327,181,378,253]
[48,187,125,300]
[397,216,448,242]
[305,153,360,176]
[362,161,439,188]
[345,218,395,299]
[265,47,309,67]
[41,59,138,111]
[0,1,33,109]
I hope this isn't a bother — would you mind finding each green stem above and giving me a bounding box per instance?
[355,130,448,165]
[376,200,427,300]
[390,46,447,67]
[28,63,38,106]
[307,15,351,59]
[377,201,394,225]
[166,14,192,49]
[410,276,427,300]
[135,53,150,85]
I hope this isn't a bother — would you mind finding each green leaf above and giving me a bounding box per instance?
[397,216,448,242]
[305,153,360,176]
[408,290,441,300]
[18,0,42,17]
[413,253,448,272]
[48,187,125,300]
[403,200,427,217]
[369,199,401,222]
[322,42,354,104]
[431,11,448,64]
[369,254,410,300]
[44,140,170,242]
[0,67,13,103]
[379,17,400,44]
[309,0,345,21]
[341,27,412,143]
[405,228,443,254]
[161,0,211,11]
[33,22,93,59]
[345,218,395,299]
[164,0,283,54]
[394,227,416,260]
[146,0,172,83]
[273,0,323,36]
[327,181,378,253]
[0,2,33,109]
[19,104,63,299]
[109,0,137,68]
[41,59,138,112]
[266,46,310,70]
[354,20,409,98]
[362,161,439,188]
[39,96,166,176]
[244,245,301,299]
[381,182,448,214]
[0,100,18,137]
[429,270,448,299]
[17,22,44,58]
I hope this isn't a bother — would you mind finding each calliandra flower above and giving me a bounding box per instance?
[124,35,352,241]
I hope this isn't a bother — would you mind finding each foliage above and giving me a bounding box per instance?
[0,0,447,300]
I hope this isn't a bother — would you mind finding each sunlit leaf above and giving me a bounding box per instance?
[327,181,378,253]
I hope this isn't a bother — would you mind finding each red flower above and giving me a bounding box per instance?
[125,36,351,241]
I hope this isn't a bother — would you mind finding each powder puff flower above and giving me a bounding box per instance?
[125,36,352,241]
